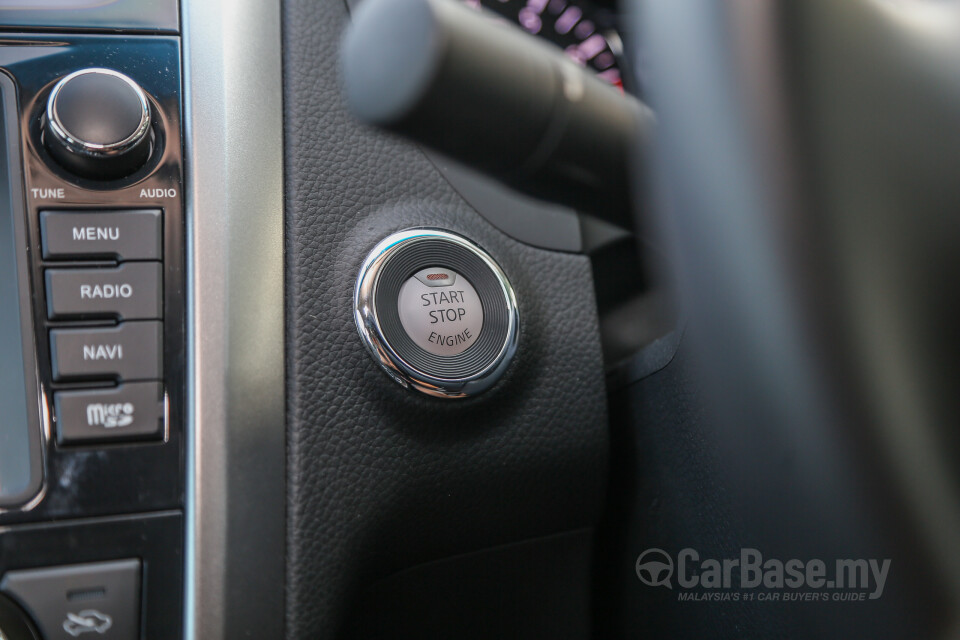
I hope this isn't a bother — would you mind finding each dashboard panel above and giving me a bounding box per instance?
[0,12,187,640]
[0,0,609,639]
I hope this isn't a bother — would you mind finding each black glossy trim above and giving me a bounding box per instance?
[0,512,183,640]
[0,35,185,525]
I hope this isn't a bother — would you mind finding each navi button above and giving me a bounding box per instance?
[50,322,162,382]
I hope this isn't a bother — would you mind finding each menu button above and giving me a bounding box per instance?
[40,209,161,261]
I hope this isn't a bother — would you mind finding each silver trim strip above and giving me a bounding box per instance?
[355,228,520,398]
[182,0,286,637]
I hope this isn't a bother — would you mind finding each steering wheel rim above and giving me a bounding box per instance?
[637,1,960,636]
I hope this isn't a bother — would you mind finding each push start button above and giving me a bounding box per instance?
[355,229,519,398]
[397,268,483,356]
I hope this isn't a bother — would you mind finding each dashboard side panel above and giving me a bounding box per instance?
[282,0,609,636]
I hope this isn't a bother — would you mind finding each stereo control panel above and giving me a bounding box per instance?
[0,35,185,522]
[0,33,184,640]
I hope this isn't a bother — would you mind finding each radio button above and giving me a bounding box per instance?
[46,263,162,320]
[54,382,163,445]
[46,262,163,320]
[40,209,162,261]
[50,322,162,382]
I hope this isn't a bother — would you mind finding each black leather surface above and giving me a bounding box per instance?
[596,344,938,640]
[282,0,609,636]
[345,529,595,639]
[596,346,793,639]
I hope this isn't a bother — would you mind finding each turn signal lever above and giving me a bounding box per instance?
[341,0,652,223]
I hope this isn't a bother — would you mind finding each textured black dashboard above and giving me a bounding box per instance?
[282,0,610,636]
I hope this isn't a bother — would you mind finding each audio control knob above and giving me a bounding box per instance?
[44,68,152,180]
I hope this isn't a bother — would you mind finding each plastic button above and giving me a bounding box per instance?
[55,382,164,445]
[49,321,162,382]
[41,209,162,261]
[397,267,484,356]
[45,263,162,321]
[1,560,140,640]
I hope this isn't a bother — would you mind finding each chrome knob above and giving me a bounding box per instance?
[44,68,152,180]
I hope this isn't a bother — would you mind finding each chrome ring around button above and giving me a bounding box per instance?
[354,229,519,398]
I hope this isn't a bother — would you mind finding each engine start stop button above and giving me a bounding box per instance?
[355,228,519,398]
[397,267,484,356]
